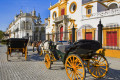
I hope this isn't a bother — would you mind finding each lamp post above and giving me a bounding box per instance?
[98,19,103,47]
[72,24,75,43]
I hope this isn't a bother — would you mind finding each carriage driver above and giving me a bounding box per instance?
[49,39,53,49]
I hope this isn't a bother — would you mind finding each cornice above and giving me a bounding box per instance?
[49,3,60,10]
[82,1,108,8]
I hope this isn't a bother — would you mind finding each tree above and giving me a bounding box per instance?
[0,30,4,40]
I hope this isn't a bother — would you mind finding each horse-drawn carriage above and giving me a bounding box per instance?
[42,40,108,80]
[32,41,42,53]
[6,38,28,61]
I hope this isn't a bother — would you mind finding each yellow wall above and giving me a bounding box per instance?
[97,49,120,58]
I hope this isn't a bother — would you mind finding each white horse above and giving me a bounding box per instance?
[38,40,50,56]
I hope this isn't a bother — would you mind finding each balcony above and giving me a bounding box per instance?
[82,8,120,20]
[54,15,68,23]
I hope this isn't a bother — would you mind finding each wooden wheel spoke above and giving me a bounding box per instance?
[76,71,82,79]
[90,67,94,71]
[76,66,83,69]
[67,60,72,66]
[77,70,83,75]
[98,57,102,62]
[76,62,81,68]
[99,67,104,74]
[75,72,79,80]
[71,72,74,79]
[99,67,106,71]
[66,64,72,68]
[98,68,101,76]
[69,71,72,75]
[67,68,71,71]
[95,68,98,76]
[70,57,73,63]
[73,56,75,63]
[95,64,106,67]
[92,69,95,74]
[93,58,106,66]
[98,61,106,66]
[75,59,80,66]
[74,72,76,80]
[75,58,78,62]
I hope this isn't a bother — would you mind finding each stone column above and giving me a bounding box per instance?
[63,20,66,41]
[55,24,57,42]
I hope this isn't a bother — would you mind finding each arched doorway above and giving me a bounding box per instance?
[60,26,63,41]
[108,3,118,9]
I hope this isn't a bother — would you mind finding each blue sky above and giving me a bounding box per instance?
[0,0,58,31]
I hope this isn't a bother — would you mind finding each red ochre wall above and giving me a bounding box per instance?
[96,49,120,58]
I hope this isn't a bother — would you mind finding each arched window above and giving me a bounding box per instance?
[52,11,57,19]
[108,3,118,9]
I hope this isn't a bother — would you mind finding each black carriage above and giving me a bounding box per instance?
[6,38,28,61]
[44,40,108,80]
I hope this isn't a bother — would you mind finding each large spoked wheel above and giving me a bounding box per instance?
[88,54,108,78]
[65,54,85,80]
[44,53,51,69]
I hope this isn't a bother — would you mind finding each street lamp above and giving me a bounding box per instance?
[72,24,75,43]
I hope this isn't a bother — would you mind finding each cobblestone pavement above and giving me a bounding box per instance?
[0,44,120,80]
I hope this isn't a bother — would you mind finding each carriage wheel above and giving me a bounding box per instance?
[65,54,85,80]
[87,54,108,78]
[44,53,51,69]
[25,47,27,60]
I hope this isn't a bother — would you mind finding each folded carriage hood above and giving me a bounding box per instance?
[66,39,102,54]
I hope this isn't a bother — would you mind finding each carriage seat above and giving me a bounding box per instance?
[56,44,70,53]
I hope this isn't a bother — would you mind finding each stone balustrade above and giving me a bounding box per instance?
[55,15,68,22]
[82,8,120,20]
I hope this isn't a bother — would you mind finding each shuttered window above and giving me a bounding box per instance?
[106,31,117,46]
[61,8,65,15]
[86,32,92,40]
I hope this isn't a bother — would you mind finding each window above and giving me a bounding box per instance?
[106,31,117,46]
[61,8,65,15]
[69,2,77,14]
[87,9,91,14]
[85,5,93,17]
[86,32,92,40]
[52,11,57,19]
